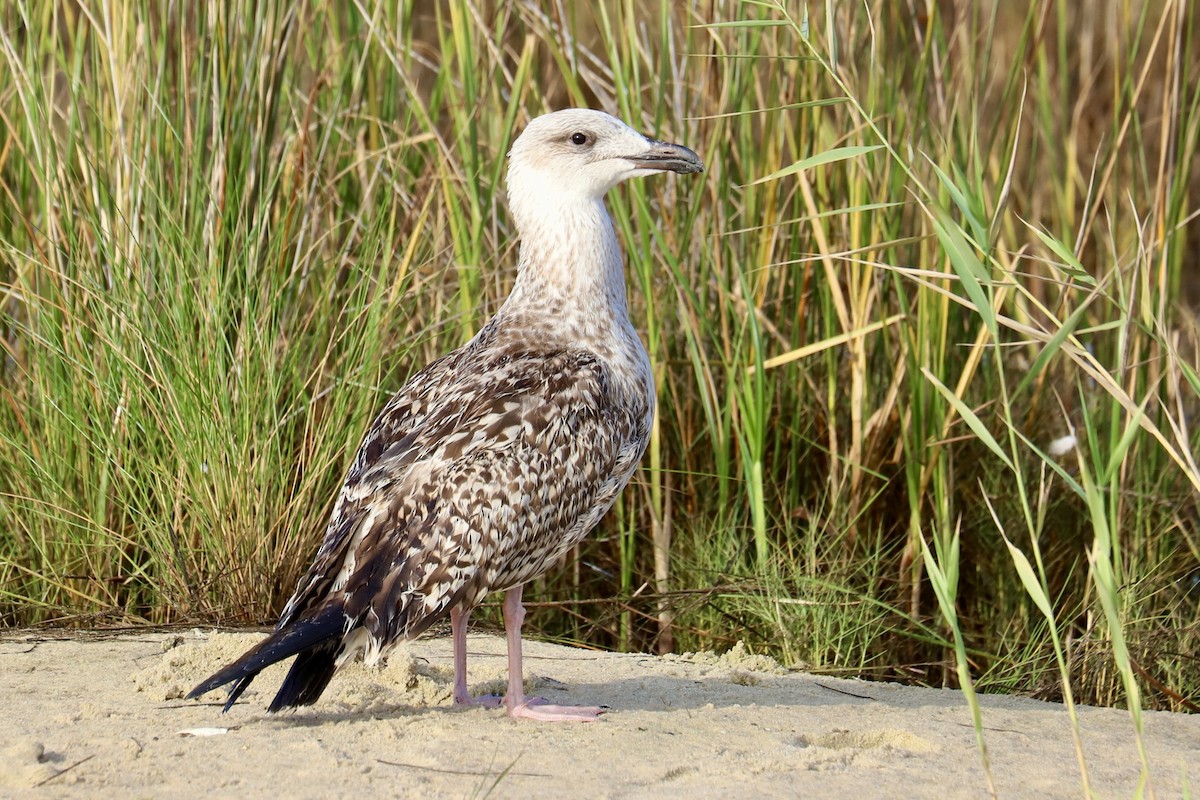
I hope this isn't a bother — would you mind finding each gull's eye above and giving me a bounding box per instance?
[570,132,590,146]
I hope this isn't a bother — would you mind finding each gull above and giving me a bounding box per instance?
[187,108,703,722]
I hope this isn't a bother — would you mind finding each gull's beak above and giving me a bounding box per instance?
[628,137,705,174]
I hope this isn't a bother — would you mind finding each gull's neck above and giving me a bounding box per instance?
[498,192,632,342]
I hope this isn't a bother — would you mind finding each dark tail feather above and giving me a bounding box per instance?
[186,604,347,712]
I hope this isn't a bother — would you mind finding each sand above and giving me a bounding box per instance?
[0,629,1196,798]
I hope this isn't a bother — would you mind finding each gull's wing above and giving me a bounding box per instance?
[277,343,652,647]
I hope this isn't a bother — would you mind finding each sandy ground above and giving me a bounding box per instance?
[0,630,1196,799]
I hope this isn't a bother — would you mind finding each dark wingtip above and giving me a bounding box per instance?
[265,640,341,712]
[185,664,256,712]
[185,605,347,711]
[185,671,232,702]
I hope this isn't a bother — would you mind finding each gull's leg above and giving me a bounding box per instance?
[501,585,604,722]
[450,605,500,707]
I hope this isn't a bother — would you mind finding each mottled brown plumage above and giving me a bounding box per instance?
[188,109,703,721]
[286,328,650,652]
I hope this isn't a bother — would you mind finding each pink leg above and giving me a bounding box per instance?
[501,585,604,722]
[450,605,500,707]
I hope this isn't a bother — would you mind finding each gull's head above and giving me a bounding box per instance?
[507,109,704,206]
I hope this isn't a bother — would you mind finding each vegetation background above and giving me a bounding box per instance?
[2,0,1198,755]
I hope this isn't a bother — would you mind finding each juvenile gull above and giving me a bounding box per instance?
[187,109,704,722]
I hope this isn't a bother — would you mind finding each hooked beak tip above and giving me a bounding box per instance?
[628,139,705,175]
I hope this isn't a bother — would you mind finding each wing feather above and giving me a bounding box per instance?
[277,339,651,650]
